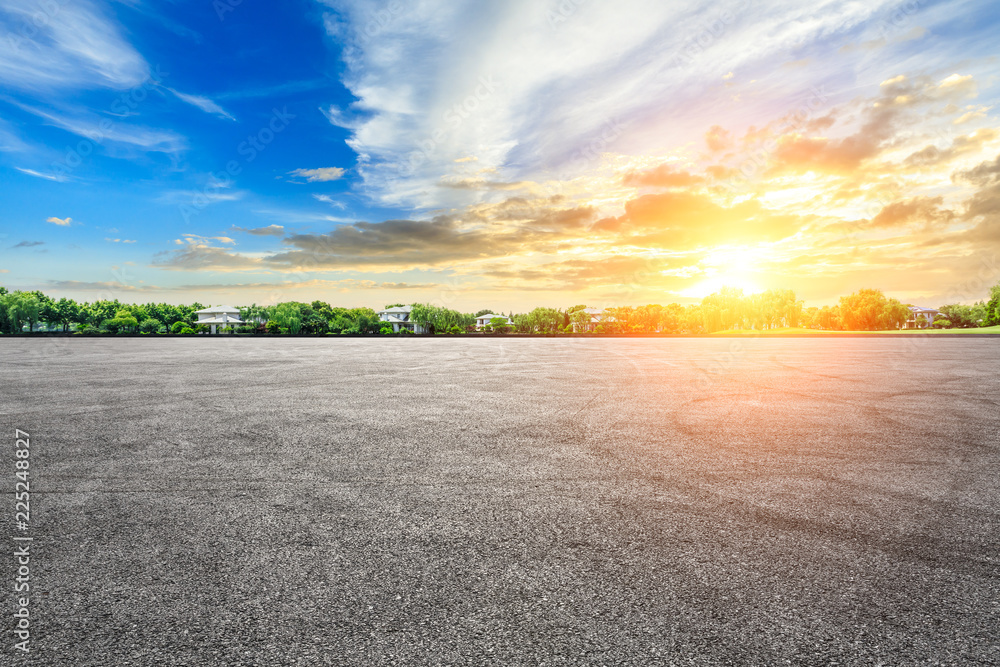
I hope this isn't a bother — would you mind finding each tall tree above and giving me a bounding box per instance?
[984,284,1000,327]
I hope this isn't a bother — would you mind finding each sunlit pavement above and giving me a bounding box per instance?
[3,337,998,665]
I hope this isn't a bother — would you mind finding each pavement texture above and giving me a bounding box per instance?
[1,336,999,666]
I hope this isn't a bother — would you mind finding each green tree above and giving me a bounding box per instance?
[0,291,41,334]
[569,307,593,332]
[658,303,685,333]
[938,304,977,328]
[102,309,139,334]
[39,293,60,331]
[984,284,1000,326]
[815,305,842,330]
[271,303,303,334]
[52,298,80,331]
[411,303,474,334]
[839,289,902,331]
[521,307,564,333]
[140,318,162,334]
[489,316,510,334]
[350,307,381,334]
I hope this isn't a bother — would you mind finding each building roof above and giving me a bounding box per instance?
[379,306,413,314]
[476,313,509,321]
[908,306,940,314]
[195,305,241,314]
[196,317,244,324]
[578,308,614,322]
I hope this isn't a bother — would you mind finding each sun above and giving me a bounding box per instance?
[680,246,768,299]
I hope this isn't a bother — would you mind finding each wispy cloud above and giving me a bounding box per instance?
[0,0,148,91]
[313,194,347,209]
[158,189,245,204]
[288,167,346,182]
[315,0,951,209]
[168,88,237,121]
[16,103,186,154]
[47,216,72,226]
[17,167,66,182]
[232,224,286,237]
[180,234,237,245]
[45,280,148,292]
[12,241,44,249]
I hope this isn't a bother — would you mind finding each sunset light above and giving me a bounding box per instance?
[3,3,1000,664]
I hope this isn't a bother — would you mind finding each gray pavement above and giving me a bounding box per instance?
[2,337,999,666]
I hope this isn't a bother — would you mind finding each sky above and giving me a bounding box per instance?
[1,0,999,311]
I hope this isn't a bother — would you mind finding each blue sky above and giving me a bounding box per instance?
[2,0,1000,310]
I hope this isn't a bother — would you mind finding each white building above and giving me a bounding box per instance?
[194,305,244,334]
[906,306,939,329]
[378,305,426,333]
[572,307,614,332]
[475,313,512,330]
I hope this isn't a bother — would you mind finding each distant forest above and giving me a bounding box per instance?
[1,284,998,335]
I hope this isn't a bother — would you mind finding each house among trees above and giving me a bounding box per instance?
[571,308,612,332]
[906,305,939,329]
[474,313,512,330]
[195,305,243,334]
[378,305,426,333]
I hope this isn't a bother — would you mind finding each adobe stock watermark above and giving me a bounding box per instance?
[181,107,296,222]
[547,0,590,29]
[401,75,499,176]
[695,337,760,390]
[872,0,922,42]
[5,0,68,54]
[12,429,34,654]
[358,2,404,44]
[670,0,756,69]
[213,0,243,21]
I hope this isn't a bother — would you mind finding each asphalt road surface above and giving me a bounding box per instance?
[2,337,999,666]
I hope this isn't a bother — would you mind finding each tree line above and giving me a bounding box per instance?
[1,284,998,335]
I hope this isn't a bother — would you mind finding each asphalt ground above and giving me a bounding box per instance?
[1,336,999,666]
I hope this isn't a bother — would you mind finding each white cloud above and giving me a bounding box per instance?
[158,189,245,204]
[47,216,72,226]
[313,194,347,208]
[316,0,905,209]
[168,89,237,121]
[17,167,65,182]
[0,0,148,91]
[232,224,286,237]
[16,103,186,154]
[182,234,237,245]
[288,167,346,182]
